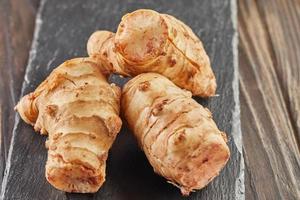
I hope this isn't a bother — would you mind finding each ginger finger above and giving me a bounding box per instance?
[122,73,229,195]
[87,9,216,97]
[15,57,122,193]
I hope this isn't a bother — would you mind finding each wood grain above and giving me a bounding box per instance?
[1,0,300,199]
[1,0,242,199]
[0,0,39,183]
[239,0,300,199]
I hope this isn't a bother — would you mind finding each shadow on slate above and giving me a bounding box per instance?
[0,0,244,199]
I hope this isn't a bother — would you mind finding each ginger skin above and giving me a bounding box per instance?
[122,73,229,195]
[15,58,122,193]
[87,9,216,97]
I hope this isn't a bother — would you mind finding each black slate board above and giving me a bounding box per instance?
[0,0,244,199]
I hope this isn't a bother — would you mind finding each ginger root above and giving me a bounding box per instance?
[122,73,229,195]
[87,9,216,97]
[15,58,122,193]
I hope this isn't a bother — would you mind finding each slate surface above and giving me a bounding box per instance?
[0,0,243,199]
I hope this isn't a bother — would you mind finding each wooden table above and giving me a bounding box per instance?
[0,0,299,199]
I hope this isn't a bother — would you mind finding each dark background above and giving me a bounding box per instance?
[0,0,299,199]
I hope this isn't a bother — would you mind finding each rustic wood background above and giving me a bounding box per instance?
[0,0,299,199]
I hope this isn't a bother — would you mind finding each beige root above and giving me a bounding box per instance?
[87,9,216,97]
[122,73,229,195]
[15,58,122,193]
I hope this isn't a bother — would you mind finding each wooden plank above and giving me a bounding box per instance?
[239,0,300,199]
[1,0,299,199]
[1,0,243,199]
[0,0,299,199]
[0,0,39,184]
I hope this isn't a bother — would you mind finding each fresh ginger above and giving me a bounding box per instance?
[15,58,122,193]
[87,9,216,97]
[122,73,229,195]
